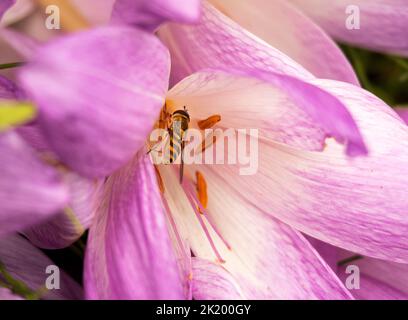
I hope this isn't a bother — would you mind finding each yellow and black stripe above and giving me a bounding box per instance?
[168,109,190,164]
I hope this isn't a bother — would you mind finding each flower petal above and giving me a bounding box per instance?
[112,0,201,31]
[209,0,358,84]
[395,108,408,125]
[159,166,352,299]
[0,0,14,21]
[167,69,366,156]
[191,258,245,300]
[338,250,408,296]
[192,78,408,262]
[72,0,115,26]
[84,154,184,299]
[1,0,34,26]
[24,172,102,249]
[338,271,408,300]
[0,131,68,236]
[18,26,170,178]
[0,74,22,99]
[0,234,82,299]
[310,240,408,299]
[0,288,23,300]
[158,1,314,85]
[289,0,408,57]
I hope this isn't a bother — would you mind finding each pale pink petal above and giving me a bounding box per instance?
[209,0,358,84]
[0,234,82,299]
[169,68,408,262]
[191,258,245,300]
[112,0,200,31]
[84,154,184,299]
[158,1,314,85]
[289,0,408,57]
[1,0,34,26]
[0,74,22,99]
[24,173,102,249]
[158,166,352,299]
[190,78,408,263]
[0,132,69,236]
[167,69,366,156]
[18,26,170,178]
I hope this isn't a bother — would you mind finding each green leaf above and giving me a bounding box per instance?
[0,101,37,131]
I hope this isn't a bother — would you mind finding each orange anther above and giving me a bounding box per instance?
[197,115,221,130]
[196,171,208,209]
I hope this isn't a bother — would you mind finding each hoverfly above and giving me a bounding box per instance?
[149,105,190,183]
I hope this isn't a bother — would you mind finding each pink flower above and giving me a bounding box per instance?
[1,0,407,300]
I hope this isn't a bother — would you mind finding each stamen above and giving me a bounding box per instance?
[154,165,165,194]
[183,178,231,256]
[185,188,225,263]
[198,115,221,130]
[195,171,208,209]
[189,179,232,251]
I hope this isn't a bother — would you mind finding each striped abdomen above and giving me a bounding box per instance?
[168,111,190,164]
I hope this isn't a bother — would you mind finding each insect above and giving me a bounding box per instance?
[149,106,190,183]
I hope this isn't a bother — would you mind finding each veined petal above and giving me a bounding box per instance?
[395,108,408,125]
[306,237,339,272]
[338,251,408,297]
[310,240,408,299]
[84,154,184,299]
[192,258,245,300]
[158,1,314,85]
[112,0,201,31]
[167,69,366,155]
[195,79,408,262]
[18,26,170,178]
[24,173,102,249]
[0,234,82,299]
[159,166,352,299]
[0,131,68,236]
[209,0,358,85]
[289,0,408,57]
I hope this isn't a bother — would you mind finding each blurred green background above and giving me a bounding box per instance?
[342,45,408,107]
